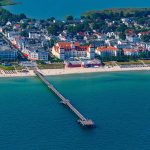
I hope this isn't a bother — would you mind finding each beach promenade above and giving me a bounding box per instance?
[40,66,150,76]
[0,70,35,77]
[0,66,150,78]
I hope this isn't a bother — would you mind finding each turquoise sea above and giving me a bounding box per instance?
[5,0,150,19]
[0,72,150,150]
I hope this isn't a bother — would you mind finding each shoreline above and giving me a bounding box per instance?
[0,66,150,78]
[0,70,35,78]
[4,1,150,20]
[0,0,18,7]
[41,66,150,76]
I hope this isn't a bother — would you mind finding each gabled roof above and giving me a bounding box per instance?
[55,42,92,52]
[123,48,138,52]
[96,46,118,51]
[57,42,80,48]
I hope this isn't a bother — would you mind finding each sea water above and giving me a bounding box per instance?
[0,72,150,150]
[5,0,150,19]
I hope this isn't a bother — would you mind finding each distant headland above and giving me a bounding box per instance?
[83,8,150,16]
[0,0,17,6]
[3,0,150,19]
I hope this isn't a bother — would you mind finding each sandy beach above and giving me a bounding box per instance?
[41,66,150,76]
[1,66,150,78]
[0,70,35,78]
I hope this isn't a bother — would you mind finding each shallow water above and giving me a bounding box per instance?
[0,72,150,149]
[5,0,150,19]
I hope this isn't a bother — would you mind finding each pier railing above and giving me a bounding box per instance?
[34,69,95,127]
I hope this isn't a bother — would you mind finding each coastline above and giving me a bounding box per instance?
[0,0,17,7]
[41,66,150,76]
[4,0,150,19]
[0,70,35,78]
[0,66,150,78]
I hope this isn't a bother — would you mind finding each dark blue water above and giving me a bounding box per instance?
[5,0,150,19]
[0,72,150,150]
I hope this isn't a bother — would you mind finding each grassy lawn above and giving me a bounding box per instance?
[116,60,142,65]
[103,61,116,66]
[37,63,65,69]
[0,61,25,71]
[0,0,15,6]
[0,65,15,70]
[14,65,26,71]
[142,60,150,64]
[104,60,145,66]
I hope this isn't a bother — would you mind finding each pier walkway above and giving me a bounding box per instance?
[34,69,95,127]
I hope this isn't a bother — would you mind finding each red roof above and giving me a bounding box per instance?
[57,42,79,48]
[123,49,138,52]
[23,53,29,57]
[96,46,118,51]
[55,42,92,52]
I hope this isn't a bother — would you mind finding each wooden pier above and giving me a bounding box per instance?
[34,69,95,127]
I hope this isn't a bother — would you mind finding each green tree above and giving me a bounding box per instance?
[119,33,126,40]
[141,35,150,42]
[66,15,74,21]
[20,30,28,37]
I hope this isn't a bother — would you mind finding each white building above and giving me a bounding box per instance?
[123,48,139,56]
[52,42,95,60]
[0,45,18,61]
[126,35,140,43]
[96,46,118,57]
[29,31,41,39]
[22,48,49,61]
[146,43,150,51]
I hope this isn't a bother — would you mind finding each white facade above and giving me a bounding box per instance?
[52,42,95,60]
[123,49,139,56]
[22,48,49,61]
[96,46,118,57]
[126,35,140,43]
[0,46,18,61]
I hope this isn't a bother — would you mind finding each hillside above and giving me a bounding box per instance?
[83,8,150,17]
[0,0,15,6]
